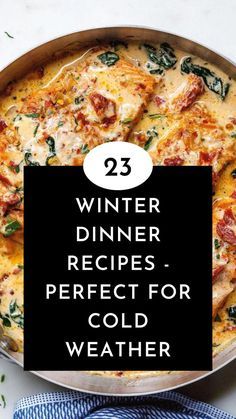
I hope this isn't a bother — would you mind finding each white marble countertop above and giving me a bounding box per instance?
[0,0,235,417]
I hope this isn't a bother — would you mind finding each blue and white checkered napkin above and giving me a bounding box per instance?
[13,390,235,419]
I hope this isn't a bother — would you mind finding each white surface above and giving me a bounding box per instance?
[0,0,235,417]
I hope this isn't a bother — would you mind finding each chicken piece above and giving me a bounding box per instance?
[212,197,236,317]
[170,74,204,112]
[150,103,235,187]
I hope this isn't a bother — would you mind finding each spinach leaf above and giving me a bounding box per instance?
[24,152,40,166]
[98,51,119,66]
[3,219,21,237]
[80,144,89,154]
[181,57,230,99]
[2,316,11,327]
[144,43,177,70]
[214,238,221,249]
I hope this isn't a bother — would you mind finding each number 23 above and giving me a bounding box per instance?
[105,158,131,176]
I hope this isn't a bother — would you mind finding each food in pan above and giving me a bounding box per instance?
[0,40,235,367]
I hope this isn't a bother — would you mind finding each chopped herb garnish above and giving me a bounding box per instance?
[216,254,220,260]
[46,136,56,155]
[98,51,119,67]
[214,313,222,322]
[8,161,22,174]
[214,238,220,249]
[149,68,164,75]
[46,136,56,165]
[0,375,5,383]
[230,132,236,138]
[231,169,236,179]
[144,137,153,151]
[2,316,11,327]
[9,300,24,328]
[80,144,89,154]
[24,113,40,118]
[181,57,230,100]
[147,127,158,137]
[148,113,164,119]
[24,152,40,166]
[4,31,14,39]
[227,305,236,320]
[1,394,6,408]
[3,219,21,237]
[57,121,64,127]
[33,123,39,137]
[74,96,84,105]
[122,118,133,124]
[18,264,24,270]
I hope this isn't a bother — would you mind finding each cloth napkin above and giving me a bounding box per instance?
[13,390,235,419]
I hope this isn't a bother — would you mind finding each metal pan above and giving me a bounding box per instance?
[0,26,235,395]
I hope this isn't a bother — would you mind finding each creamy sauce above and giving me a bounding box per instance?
[0,40,235,369]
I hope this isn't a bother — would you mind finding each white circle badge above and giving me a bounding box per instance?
[83,142,153,191]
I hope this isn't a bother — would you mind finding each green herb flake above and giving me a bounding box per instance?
[3,219,21,237]
[9,300,24,328]
[98,51,119,67]
[144,137,153,151]
[227,305,236,320]
[147,127,158,137]
[1,394,6,408]
[57,121,64,127]
[80,144,89,154]
[24,113,40,119]
[231,169,236,179]
[33,123,39,137]
[0,375,5,383]
[46,136,56,154]
[24,152,40,166]
[148,113,164,119]
[4,31,14,39]
[214,313,222,322]
[8,161,22,174]
[214,239,220,249]
[122,118,133,124]
[74,96,84,105]
[149,68,164,75]
[230,132,236,138]
[2,316,11,327]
